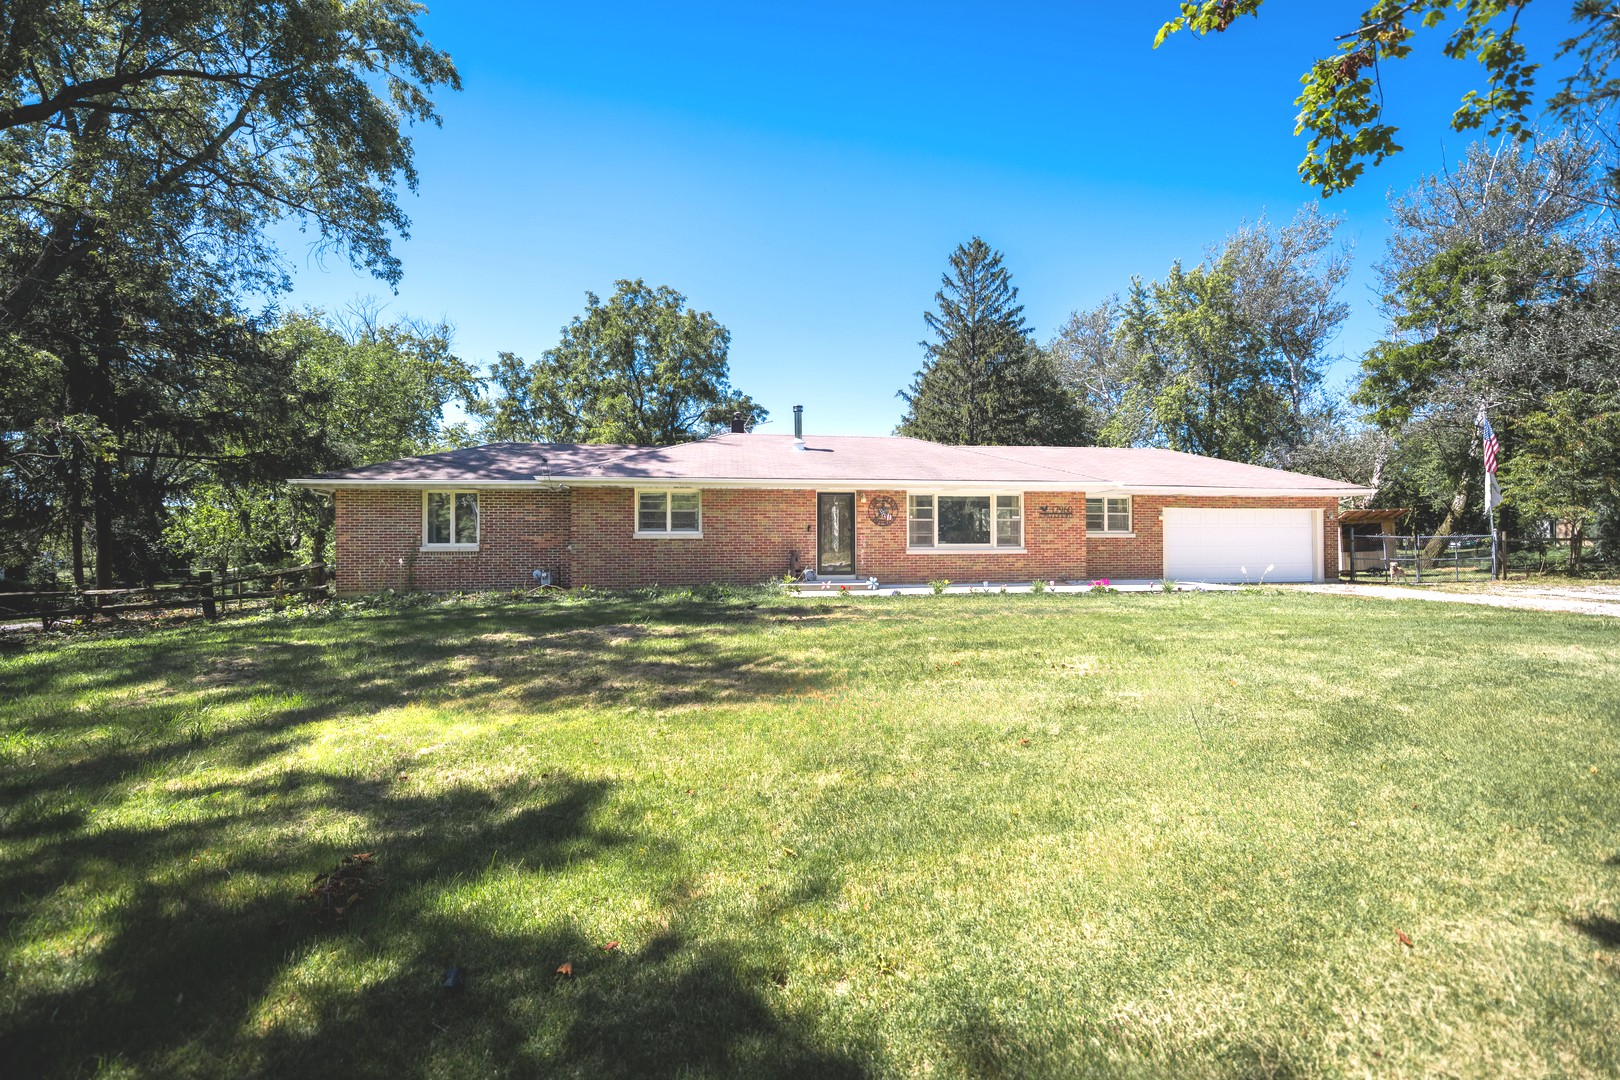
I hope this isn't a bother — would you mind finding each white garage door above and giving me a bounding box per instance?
[1163,508,1318,583]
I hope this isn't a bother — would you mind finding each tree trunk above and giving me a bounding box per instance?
[1420,478,1471,567]
[69,445,85,588]
[1568,523,1585,574]
[311,527,327,588]
[92,455,113,590]
[90,286,118,592]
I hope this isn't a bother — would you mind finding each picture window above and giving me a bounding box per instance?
[907,493,1022,548]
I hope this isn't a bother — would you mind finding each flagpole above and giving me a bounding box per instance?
[1489,500,1498,581]
[1481,410,1500,581]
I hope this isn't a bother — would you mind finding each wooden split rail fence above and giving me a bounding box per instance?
[0,563,330,630]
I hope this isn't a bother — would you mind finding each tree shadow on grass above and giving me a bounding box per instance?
[0,597,847,851]
[1569,915,1620,948]
[0,765,869,1079]
[2,596,838,744]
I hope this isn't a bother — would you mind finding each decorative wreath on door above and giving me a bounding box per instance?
[868,495,898,526]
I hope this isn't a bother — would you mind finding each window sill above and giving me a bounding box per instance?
[906,547,1027,555]
[634,531,704,540]
[1088,533,1136,539]
[420,544,480,552]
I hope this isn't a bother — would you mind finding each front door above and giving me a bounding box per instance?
[817,493,855,576]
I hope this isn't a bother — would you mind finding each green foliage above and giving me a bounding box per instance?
[1501,389,1620,551]
[1028,578,1047,594]
[1050,207,1349,465]
[1155,2,1617,198]
[1351,138,1619,535]
[474,280,765,446]
[929,579,951,595]
[897,238,1091,446]
[161,483,294,573]
[279,308,485,466]
[0,0,460,328]
[1119,260,1295,463]
[156,308,483,573]
[0,1,460,584]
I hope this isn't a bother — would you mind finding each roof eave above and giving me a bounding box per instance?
[288,476,1119,491]
[1120,484,1377,498]
[288,476,1373,496]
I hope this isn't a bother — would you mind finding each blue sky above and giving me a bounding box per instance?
[277,2,1583,437]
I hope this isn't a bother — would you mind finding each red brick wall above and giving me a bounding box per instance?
[332,488,569,594]
[331,486,1344,592]
[852,489,1089,583]
[567,487,816,588]
[1085,494,1341,581]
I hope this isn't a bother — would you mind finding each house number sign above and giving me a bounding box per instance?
[1038,505,1073,518]
[867,496,898,526]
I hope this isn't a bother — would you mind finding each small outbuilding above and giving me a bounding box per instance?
[1336,508,1413,580]
[289,429,1373,593]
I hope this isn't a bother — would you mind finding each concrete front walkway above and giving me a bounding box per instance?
[795,579,1244,596]
[1290,583,1620,618]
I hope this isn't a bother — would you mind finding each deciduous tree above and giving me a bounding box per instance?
[0,0,459,329]
[475,281,765,446]
[1155,1,1620,198]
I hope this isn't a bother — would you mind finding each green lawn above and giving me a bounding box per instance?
[2,589,1617,1078]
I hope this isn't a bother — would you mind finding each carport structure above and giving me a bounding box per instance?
[1337,508,1412,580]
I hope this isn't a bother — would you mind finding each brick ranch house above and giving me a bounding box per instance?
[289,427,1372,594]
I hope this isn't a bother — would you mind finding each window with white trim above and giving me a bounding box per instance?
[1086,496,1131,534]
[636,489,702,536]
[906,493,1022,549]
[424,491,479,547]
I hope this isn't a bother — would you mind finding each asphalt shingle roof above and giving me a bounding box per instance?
[293,434,1370,494]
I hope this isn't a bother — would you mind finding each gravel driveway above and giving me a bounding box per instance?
[1291,582,1620,618]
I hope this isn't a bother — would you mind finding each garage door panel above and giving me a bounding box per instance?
[1163,508,1316,583]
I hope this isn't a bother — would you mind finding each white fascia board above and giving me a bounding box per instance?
[1117,485,1378,498]
[287,476,1116,492]
[288,477,1372,496]
[552,477,1111,491]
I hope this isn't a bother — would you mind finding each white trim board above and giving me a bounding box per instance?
[290,477,1372,497]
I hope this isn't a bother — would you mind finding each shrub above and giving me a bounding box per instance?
[929,579,951,595]
[1029,579,1047,594]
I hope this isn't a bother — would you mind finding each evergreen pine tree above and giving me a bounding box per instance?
[896,238,1090,445]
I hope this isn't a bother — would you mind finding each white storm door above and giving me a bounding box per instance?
[1162,508,1317,583]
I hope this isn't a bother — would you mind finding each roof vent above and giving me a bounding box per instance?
[730,412,747,434]
[792,405,804,451]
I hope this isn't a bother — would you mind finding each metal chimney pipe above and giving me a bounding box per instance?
[792,405,804,450]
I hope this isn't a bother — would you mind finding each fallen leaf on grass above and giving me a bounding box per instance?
[557,961,573,977]
[600,941,619,952]
[1019,738,1030,745]
[304,853,384,926]
[1396,930,1413,948]
[781,847,797,858]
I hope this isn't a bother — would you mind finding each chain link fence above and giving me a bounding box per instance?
[1342,533,1620,582]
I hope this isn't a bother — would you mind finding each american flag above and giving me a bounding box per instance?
[1482,415,1499,474]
